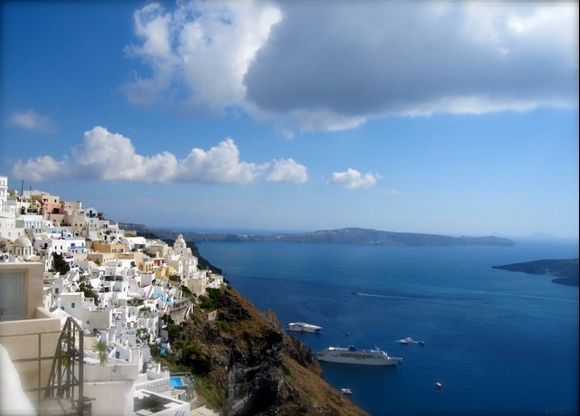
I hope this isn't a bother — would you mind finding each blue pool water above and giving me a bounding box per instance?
[170,377,184,388]
[198,241,579,416]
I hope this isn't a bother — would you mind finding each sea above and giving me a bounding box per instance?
[197,240,579,416]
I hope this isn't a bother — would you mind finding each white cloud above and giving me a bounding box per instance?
[71,126,183,182]
[329,168,379,190]
[123,1,282,111]
[11,126,307,185]
[9,110,56,133]
[266,159,308,183]
[178,138,268,184]
[13,156,67,181]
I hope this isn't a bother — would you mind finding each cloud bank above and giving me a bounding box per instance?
[12,126,307,185]
[124,1,578,132]
[329,169,378,190]
[9,110,56,133]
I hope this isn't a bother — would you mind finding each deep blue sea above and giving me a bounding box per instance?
[198,241,579,416]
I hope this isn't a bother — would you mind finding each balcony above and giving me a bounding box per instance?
[0,313,90,415]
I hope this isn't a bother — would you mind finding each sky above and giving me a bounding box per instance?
[0,1,578,238]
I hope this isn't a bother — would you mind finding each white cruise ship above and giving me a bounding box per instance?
[317,346,403,366]
[287,322,323,333]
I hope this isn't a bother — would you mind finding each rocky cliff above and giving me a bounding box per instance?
[157,286,367,416]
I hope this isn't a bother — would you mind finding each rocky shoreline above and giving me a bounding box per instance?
[493,258,579,286]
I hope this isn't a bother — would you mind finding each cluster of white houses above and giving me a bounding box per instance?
[0,176,222,416]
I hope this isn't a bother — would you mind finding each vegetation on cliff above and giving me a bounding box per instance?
[154,285,367,416]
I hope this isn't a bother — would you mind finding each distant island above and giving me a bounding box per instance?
[120,224,515,247]
[493,259,579,286]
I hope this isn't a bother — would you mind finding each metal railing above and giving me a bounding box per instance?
[45,318,85,409]
[0,317,91,415]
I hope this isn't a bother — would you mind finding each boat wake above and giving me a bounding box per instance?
[353,292,408,300]
[352,289,577,304]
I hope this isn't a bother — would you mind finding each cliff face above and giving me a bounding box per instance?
[164,286,367,416]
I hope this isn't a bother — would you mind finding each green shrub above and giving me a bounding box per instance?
[199,288,224,310]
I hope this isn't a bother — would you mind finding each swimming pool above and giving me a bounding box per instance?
[170,377,184,388]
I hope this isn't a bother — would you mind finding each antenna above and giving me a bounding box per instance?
[20,180,23,196]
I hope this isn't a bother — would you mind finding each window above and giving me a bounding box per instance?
[71,302,75,308]
[0,271,25,321]
[55,288,59,294]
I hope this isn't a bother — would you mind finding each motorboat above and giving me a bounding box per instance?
[340,388,352,395]
[287,322,323,333]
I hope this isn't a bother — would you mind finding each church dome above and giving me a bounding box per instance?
[13,235,32,248]
[173,234,187,254]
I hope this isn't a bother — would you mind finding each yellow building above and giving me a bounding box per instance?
[91,242,126,253]
[116,251,144,263]
[87,252,117,264]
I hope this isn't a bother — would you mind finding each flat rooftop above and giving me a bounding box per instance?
[134,390,188,416]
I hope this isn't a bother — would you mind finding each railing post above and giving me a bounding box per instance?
[66,326,71,400]
[38,333,42,405]
[79,325,84,415]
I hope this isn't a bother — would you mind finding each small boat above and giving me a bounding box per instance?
[398,337,414,344]
[287,322,323,333]
[435,382,443,389]
[340,388,352,396]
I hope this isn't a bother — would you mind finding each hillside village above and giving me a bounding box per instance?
[0,175,223,416]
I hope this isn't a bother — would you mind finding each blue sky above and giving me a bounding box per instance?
[1,1,578,238]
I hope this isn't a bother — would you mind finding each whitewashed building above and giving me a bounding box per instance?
[0,176,25,240]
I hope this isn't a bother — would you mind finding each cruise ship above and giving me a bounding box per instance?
[287,322,323,333]
[317,346,403,366]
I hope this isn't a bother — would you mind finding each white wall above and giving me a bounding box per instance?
[83,355,139,416]
[83,380,135,416]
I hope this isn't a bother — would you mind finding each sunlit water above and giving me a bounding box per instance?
[198,241,579,416]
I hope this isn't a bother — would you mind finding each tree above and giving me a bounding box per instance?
[52,253,70,275]
[79,281,97,305]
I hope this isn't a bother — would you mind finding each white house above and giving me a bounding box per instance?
[34,236,87,256]
[0,176,25,240]
[123,236,148,252]
[15,214,44,231]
